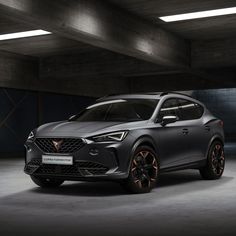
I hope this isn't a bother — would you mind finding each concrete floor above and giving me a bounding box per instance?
[0,145,236,236]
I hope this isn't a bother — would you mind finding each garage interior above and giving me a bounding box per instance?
[0,0,236,235]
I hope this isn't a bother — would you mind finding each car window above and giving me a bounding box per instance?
[75,99,159,122]
[178,99,204,120]
[158,98,180,121]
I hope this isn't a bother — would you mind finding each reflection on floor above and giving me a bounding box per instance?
[0,144,236,236]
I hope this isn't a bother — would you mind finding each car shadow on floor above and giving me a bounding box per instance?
[32,181,127,196]
[29,170,234,197]
[0,171,233,214]
[158,171,204,188]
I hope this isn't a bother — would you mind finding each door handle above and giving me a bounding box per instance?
[182,128,189,135]
[204,126,211,131]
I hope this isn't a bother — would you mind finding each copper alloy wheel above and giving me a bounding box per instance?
[131,150,158,189]
[211,144,225,176]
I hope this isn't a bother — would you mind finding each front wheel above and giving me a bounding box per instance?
[30,176,64,188]
[123,146,159,194]
[199,141,225,180]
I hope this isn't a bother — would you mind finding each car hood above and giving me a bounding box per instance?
[36,120,148,138]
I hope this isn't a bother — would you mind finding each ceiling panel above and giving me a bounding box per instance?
[109,0,236,17]
[161,14,236,40]
[0,15,35,34]
[1,1,236,57]
[0,15,96,57]
[108,0,236,40]
[0,35,96,57]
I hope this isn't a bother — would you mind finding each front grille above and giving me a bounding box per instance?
[25,159,108,176]
[36,164,82,176]
[35,138,84,154]
[77,161,109,175]
[24,159,41,174]
[27,159,41,165]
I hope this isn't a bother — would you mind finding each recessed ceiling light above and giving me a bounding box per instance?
[0,30,51,41]
[159,7,236,22]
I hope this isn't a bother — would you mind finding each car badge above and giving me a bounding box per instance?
[52,140,63,152]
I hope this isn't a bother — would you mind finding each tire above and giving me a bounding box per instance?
[199,141,225,180]
[123,145,159,194]
[30,176,64,188]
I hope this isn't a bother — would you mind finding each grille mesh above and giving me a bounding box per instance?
[37,164,82,176]
[25,159,108,176]
[35,138,84,154]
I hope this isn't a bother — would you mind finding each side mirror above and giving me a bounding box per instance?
[69,115,76,121]
[161,115,177,126]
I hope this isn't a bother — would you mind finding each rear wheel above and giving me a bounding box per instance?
[123,146,159,194]
[30,176,64,188]
[199,141,225,180]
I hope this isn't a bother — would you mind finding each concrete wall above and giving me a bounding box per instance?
[193,88,236,141]
[0,87,94,156]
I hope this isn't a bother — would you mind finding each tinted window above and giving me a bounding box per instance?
[75,99,158,122]
[178,99,204,120]
[158,98,180,121]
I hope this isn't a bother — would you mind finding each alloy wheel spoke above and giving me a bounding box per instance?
[211,144,225,175]
[212,151,216,159]
[133,159,139,167]
[132,150,158,189]
[153,165,158,170]
[142,172,150,181]
[219,151,225,160]
[140,151,149,158]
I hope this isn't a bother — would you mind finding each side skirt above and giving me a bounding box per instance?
[160,160,206,173]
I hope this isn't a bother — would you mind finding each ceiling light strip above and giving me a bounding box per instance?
[159,7,236,22]
[0,30,52,41]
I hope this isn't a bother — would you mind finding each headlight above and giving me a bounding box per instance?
[90,131,128,142]
[27,131,35,141]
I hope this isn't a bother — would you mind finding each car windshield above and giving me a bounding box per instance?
[74,99,159,122]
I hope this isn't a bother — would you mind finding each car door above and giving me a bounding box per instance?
[156,98,190,168]
[177,98,208,164]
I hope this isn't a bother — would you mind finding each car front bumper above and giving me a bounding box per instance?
[24,136,133,181]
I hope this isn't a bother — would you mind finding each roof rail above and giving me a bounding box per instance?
[160,91,193,98]
[96,93,124,101]
[160,92,169,96]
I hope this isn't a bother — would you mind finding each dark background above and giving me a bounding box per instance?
[0,87,235,156]
[1,1,236,236]
[0,88,93,155]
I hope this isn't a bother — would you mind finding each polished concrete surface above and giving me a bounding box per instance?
[0,145,236,236]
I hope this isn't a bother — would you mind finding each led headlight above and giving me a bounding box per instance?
[91,131,128,142]
[27,131,35,141]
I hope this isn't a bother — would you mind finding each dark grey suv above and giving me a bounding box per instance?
[25,92,225,193]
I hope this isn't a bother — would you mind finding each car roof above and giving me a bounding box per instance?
[97,93,161,101]
[97,92,203,105]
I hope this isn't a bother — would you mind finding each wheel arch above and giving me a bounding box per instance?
[205,134,224,157]
[128,135,158,172]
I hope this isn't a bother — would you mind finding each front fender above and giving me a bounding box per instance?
[127,135,158,172]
